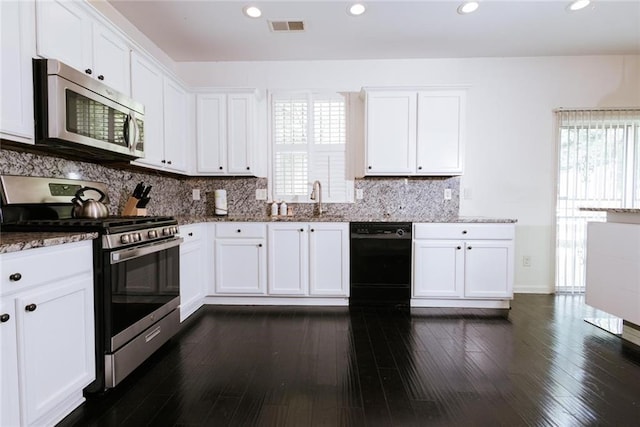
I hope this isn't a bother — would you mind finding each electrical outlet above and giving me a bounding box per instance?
[192,189,201,201]
[523,256,532,267]
[255,189,267,200]
[356,188,364,200]
[444,189,452,200]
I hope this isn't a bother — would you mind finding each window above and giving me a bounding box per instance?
[555,109,640,293]
[271,92,352,203]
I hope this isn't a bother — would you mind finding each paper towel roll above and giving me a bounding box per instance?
[214,189,227,215]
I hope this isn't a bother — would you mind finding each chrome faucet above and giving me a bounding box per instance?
[310,180,323,215]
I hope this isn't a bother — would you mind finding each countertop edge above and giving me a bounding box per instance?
[579,208,640,213]
[176,216,518,225]
[0,231,99,254]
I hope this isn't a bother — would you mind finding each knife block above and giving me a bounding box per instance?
[122,197,147,216]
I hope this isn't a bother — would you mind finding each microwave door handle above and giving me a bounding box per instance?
[131,115,140,152]
[123,114,131,148]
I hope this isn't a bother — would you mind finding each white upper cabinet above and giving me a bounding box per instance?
[195,91,257,176]
[35,0,131,95]
[416,91,465,175]
[365,91,416,175]
[364,88,466,176]
[1,0,35,143]
[131,52,189,174]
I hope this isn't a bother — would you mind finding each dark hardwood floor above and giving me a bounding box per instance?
[58,295,640,426]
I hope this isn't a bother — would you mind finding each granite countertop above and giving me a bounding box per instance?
[175,215,517,225]
[579,208,640,213]
[0,231,99,254]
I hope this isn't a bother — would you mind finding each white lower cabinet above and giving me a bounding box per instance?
[214,223,267,295]
[267,223,349,297]
[179,224,207,321]
[412,223,514,307]
[0,241,95,427]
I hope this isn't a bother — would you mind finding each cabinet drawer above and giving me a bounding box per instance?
[414,223,514,240]
[179,224,204,243]
[0,241,93,297]
[216,222,266,239]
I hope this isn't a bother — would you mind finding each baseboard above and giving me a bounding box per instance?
[203,296,349,306]
[514,286,554,294]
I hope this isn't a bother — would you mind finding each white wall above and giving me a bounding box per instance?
[175,55,640,294]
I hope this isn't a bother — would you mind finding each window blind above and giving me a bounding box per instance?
[272,92,351,203]
[555,108,640,293]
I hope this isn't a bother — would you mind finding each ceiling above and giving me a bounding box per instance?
[106,0,640,62]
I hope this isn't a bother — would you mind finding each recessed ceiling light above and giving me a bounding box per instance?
[457,1,479,15]
[567,0,591,12]
[348,3,366,16]
[243,5,262,18]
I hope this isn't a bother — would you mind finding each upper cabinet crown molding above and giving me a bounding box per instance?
[362,87,467,177]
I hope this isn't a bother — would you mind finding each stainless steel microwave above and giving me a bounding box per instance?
[33,58,145,161]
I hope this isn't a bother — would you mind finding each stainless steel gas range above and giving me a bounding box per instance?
[0,175,183,393]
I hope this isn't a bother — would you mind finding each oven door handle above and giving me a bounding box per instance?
[110,237,184,264]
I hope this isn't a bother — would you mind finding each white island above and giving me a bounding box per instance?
[584,208,640,346]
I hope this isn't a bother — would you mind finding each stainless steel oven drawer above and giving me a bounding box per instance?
[105,309,180,388]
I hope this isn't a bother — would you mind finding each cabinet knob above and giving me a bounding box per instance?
[462,230,468,234]
[85,68,92,75]
[368,166,372,170]
[167,160,172,165]
[25,304,37,312]
[97,75,104,81]
[237,229,241,233]
[219,166,223,170]
[161,160,166,164]
[9,273,22,282]
[467,246,472,250]
[258,243,263,247]
[418,166,423,170]
[188,232,193,236]
[457,246,461,250]
[0,314,9,323]
[299,228,304,232]
[310,229,315,232]
[246,166,250,170]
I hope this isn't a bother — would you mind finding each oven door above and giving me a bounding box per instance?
[104,237,183,353]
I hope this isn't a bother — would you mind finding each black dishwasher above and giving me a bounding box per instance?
[350,222,412,306]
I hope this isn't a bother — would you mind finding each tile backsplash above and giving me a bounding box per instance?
[0,148,459,219]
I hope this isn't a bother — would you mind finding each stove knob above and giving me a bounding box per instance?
[148,230,157,239]
[163,228,170,236]
[121,234,130,244]
[172,226,178,234]
[136,233,142,241]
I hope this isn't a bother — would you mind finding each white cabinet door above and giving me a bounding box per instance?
[180,225,206,321]
[35,0,92,72]
[416,91,464,175]
[131,52,165,169]
[464,240,514,298]
[309,223,349,296]
[1,0,35,143]
[163,78,188,172]
[92,23,131,95]
[413,240,464,298]
[0,301,20,427]
[17,275,95,426]
[215,239,266,294]
[196,94,226,174]
[227,93,254,174]
[365,91,416,175]
[268,224,309,295]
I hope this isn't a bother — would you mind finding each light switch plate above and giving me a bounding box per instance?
[356,188,364,200]
[192,189,201,201]
[256,189,267,200]
[444,189,452,200]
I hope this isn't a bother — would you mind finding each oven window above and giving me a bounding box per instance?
[109,246,179,337]
[66,89,128,147]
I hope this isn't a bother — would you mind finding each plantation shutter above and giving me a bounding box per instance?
[272,92,351,202]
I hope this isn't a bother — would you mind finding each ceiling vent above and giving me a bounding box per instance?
[269,20,305,32]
